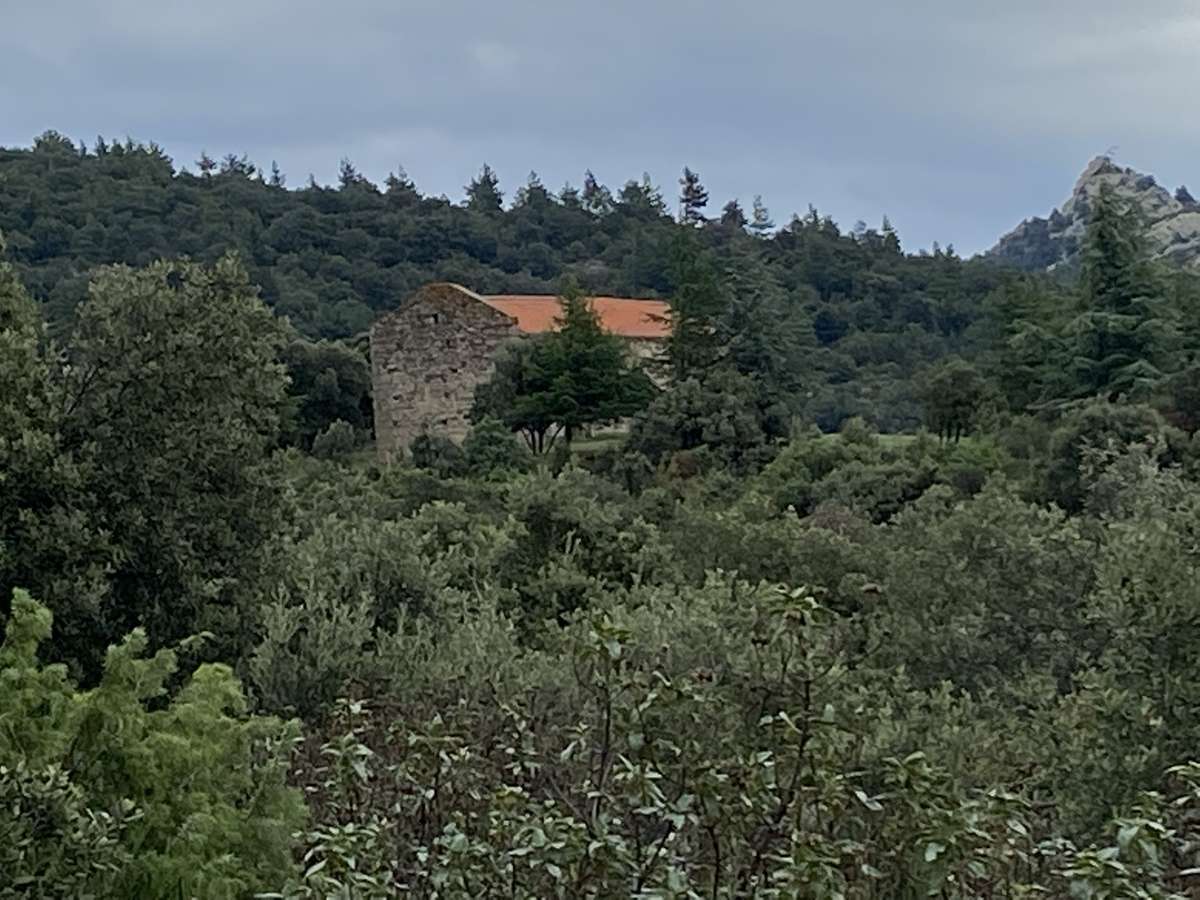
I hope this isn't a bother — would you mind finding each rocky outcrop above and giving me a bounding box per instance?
[988,156,1200,271]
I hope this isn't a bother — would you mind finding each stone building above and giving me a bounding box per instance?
[370,282,670,461]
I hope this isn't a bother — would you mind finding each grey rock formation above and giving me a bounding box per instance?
[988,156,1200,271]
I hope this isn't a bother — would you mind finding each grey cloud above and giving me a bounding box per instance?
[3,0,1199,252]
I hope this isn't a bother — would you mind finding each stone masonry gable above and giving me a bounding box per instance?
[370,283,522,461]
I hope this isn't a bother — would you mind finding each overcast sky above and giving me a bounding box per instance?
[3,0,1198,254]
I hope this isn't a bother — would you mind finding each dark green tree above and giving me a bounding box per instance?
[514,170,552,208]
[664,232,725,380]
[559,182,582,209]
[919,357,992,443]
[280,334,372,448]
[462,415,532,477]
[720,199,747,229]
[581,169,612,214]
[678,166,709,225]
[1068,185,1179,399]
[384,165,418,204]
[1,256,289,678]
[616,174,668,220]
[749,194,774,237]
[220,154,256,178]
[1042,400,1180,512]
[881,215,902,253]
[718,253,813,435]
[0,249,104,648]
[338,157,365,189]
[466,163,503,214]
[625,369,771,473]
[472,281,654,452]
[1159,364,1200,434]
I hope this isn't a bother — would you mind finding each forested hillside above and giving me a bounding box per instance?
[8,129,1200,897]
[2,131,1017,432]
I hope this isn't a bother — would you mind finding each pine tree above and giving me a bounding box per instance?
[665,232,725,379]
[385,166,419,205]
[514,170,551,208]
[471,279,654,451]
[881,215,901,254]
[268,161,286,188]
[1068,184,1179,400]
[679,166,709,225]
[749,195,774,237]
[466,163,503,213]
[721,199,747,229]
[718,254,813,437]
[618,174,668,218]
[220,154,256,178]
[560,182,582,208]
[197,152,217,177]
[338,157,364,189]
[581,169,612,214]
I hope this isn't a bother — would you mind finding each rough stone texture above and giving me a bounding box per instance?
[988,155,1200,272]
[370,283,522,462]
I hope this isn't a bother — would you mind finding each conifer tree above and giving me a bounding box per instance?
[514,170,551,208]
[385,166,419,205]
[721,199,747,229]
[881,215,901,253]
[581,169,612,214]
[679,166,709,225]
[1068,185,1179,400]
[749,194,774,237]
[466,163,504,213]
[665,232,725,379]
[617,174,668,219]
[560,182,582,208]
[338,157,364,189]
[472,279,654,451]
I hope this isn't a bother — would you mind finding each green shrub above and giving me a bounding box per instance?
[310,418,359,459]
[0,763,135,899]
[1041,400,1183,512]
[409,430,468,477]
[0,589,305,898]
[462,415,532,478]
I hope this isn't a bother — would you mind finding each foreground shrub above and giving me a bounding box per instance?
[274,581,1200,898]
[0,589,305,898]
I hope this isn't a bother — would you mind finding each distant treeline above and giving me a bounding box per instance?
[3,130,1023,432]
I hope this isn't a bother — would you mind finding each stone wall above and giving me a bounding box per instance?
[370,283,522,462]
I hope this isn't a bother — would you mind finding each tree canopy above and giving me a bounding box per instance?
[471,282,655,452]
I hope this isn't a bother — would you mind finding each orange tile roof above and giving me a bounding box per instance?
[481,295,670,339]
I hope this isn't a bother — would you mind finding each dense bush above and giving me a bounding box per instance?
[1,590,305,897]
[310,418,360,459]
